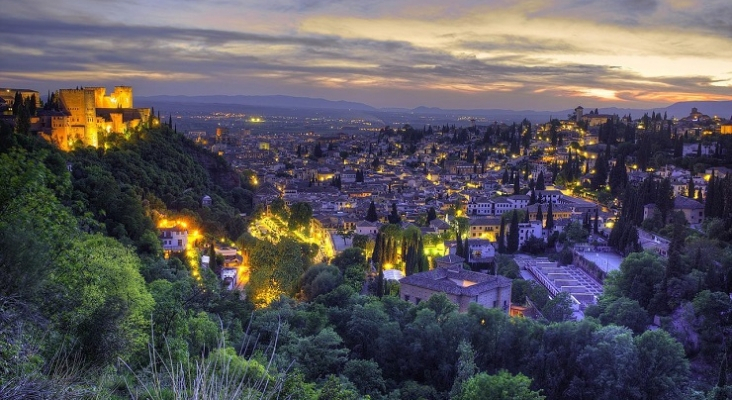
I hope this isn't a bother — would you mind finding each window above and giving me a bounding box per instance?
[493,301,497,307]
[177,239,183,247]
[404,295,410,301]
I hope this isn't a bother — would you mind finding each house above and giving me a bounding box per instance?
[674,196,704,225]
[160,225,188,252]
[513,221,543,249]
[468,217,502,240]
[355,220,381,236]
[467,197,493,216]
[429,219,452,235]
[465,239,496,265]
[399,265,512,313]
[221,268,238,290]
[644,196,704,226]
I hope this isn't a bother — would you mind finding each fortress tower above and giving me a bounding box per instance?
[111,86,133,108]
[57,88,98,148]
[44,85,148,150]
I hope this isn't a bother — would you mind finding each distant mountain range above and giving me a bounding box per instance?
[137,95,732,122]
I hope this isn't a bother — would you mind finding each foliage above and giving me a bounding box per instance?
[49,234,154,366]
[542,292,574,323]
[457,370,545,400]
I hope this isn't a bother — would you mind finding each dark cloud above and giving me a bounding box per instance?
[2,5,730,110]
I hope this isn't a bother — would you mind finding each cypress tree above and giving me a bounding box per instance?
[507,211,519,253]
[366,200,378,222]
[456,230,464,258]
[594,208,599,234]
[688,177,695,199]
[12,91,22,116]
[513,174,520,195]
[498,217,506,254]
[546,201,554,231]
[536,171,546,190]
[426,207,437,224]
[537,204,543,223]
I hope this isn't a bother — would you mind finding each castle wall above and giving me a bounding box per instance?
[51,86,145,150]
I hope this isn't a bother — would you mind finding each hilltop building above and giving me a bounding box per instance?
[399,264,512,313]
[36,86,152,151]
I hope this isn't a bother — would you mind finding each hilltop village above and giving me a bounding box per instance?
[3,87,731,306]
[4,86,732,398]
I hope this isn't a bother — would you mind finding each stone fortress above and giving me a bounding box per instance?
[37,86,152,151]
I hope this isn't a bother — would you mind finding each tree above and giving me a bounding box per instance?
[313,142,323,158]
[300,263,342,301]
[536,171,546,190]
[365,200,378,222]
[634,329,689,400]
[656,178,675,226]
[513,174,521,195]
[331,247,366,274]
[542,291,574,322]
[595,296,649,334]
[591,153,608,190]
[498,216,507,253]
[451,340,478,399]
[545,201,554,231]
[688,177,696,199]
[288,202,313,232]
[388,202,401,224]
[569,326,639,400]
[342,359,386,398]
[457,370,545,400]
[537,204,543,223]
[507,210,520,253]
[269,198,289,221]
[319,375,359,400]
[51,234,154,365]
[426,207,437,225]
[286,327,348,381]
[605,251,665,310]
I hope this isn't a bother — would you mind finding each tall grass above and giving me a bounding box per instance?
[123,318,293,400]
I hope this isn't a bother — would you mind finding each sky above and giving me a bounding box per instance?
[2,0,732,110]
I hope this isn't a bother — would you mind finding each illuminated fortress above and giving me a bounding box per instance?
[38,86,152,151]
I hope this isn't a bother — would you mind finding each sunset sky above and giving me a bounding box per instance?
[3,0,732,110]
